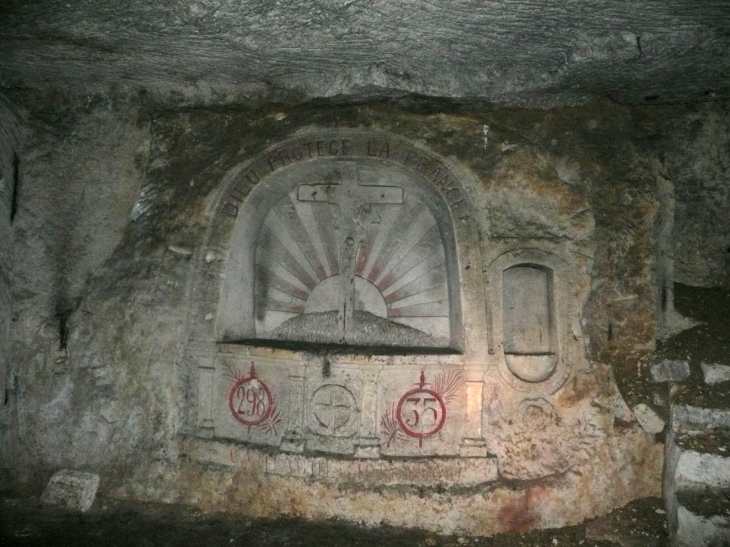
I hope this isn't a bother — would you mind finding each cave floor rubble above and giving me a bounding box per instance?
[0,493,667,547]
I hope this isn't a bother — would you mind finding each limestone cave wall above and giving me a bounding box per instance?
[1,90,728,533]
[0,94,23,476]
[666,105,730,288]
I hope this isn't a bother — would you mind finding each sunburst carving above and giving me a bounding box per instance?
[254,164,450,348]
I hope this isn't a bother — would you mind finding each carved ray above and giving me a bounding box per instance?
[355,205,387,277]
[255,264,310,302]
[258,227,317,290]
[271,192,327,281]
[381,249,445,298]
[373,208,436,288]
[263,300,306,314]
[290,197,331,280]
[357,204,401,277]
[376,225,442,292]
[365,195,423,282]
[385,266,446,306]
[385,284,448,307]
[265,286,307,306]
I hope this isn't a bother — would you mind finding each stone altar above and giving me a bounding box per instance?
[170,129,659,535]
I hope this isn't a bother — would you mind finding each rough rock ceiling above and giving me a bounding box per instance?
[1,0,730,108]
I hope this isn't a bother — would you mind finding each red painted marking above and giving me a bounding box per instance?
[328,251,340,275]
[384,287,406,303]
[230,448,244,464]
[288,264,316,290]
[294,274,315,291]
[367,264,382,283]
[497,491,539,533]
[314,263,327,280]
[286,287,309,301]
[228,363,274,427]
[376,273,396,292]
[395,385,446,447]
[387,308,403,318]
[355,244,371,276]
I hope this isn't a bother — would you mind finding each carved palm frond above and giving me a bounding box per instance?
[380,404,405,447]
[434,370,462,402]
[260,403,283,437]
[222,359,241,385]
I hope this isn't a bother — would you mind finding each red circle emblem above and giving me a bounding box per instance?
[228,376,273,427]
[395,387,447,439]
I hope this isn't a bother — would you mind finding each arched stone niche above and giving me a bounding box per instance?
[187,131,491,459]
[218,152,463,353]
[173,134,648,536]
[486,248,572,394]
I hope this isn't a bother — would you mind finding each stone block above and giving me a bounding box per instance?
[673,405,730,430]
[459,439,488,458]
[701,362,730,385]
[651,360,690,383]
[675,489,730,547]
[675,450,730,490]
[633,404,665,434]
[193,440,499,488]
[353,442,381,460]
[40,470,100,512]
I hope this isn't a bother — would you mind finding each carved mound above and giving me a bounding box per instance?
[271,310,438,348]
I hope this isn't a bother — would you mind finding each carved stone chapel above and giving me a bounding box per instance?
[2,3,730,544]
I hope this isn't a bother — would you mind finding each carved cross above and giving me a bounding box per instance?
[313,394,354,431]
[298,161,403,343]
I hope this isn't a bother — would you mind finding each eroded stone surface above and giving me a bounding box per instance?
[40,470,100,512]
[119,429,661,537]
[701,363,730,385]
[651,360,691,384]
[10,97,723,535]
[633,404,665,435]
[675,450,730,490]
[0,96,22,463]
[676,504,730,547]
[2,2,730,109]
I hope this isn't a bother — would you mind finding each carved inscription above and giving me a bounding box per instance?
[266,453,330,479]
[519,398,558,429]
[193,441,499,486]
[221,135,470,222]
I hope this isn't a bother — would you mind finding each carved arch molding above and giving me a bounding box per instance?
[217,132,470,353]
[186,131,576,458]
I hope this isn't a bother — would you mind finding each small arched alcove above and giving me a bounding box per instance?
[502,264,556,383]
[487,248,572,393]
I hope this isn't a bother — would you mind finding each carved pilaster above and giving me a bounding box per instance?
[197,366,215,438]
[191,341,217,438]
[460,370,487,457]
[354,368,381,459]
[280,361,307,453]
